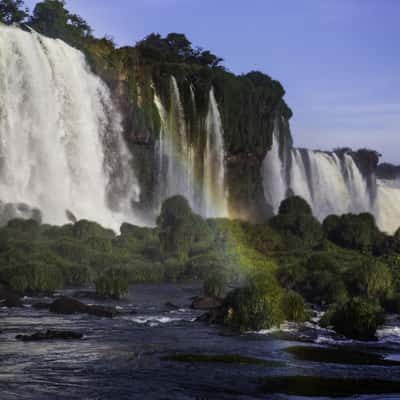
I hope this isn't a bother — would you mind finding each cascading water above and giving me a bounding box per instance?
[154,77,228,217]
[203,88,228,217]
[154,77,197,209]
[0,25,140,230]
[261,120,287,214]
[374,179,400,234]
[262,118,400,234]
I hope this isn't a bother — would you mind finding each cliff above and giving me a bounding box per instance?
[81,34,293,222]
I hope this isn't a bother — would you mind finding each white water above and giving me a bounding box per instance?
[261,120,287,214]
[0,26,140,230]
[203,88,228,217]
[375,179,400,234]
[154,77,228,217]
[154,77,196,209]
[262,119,400,233]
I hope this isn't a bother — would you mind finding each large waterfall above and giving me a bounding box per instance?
[0,25,140,230]
[3,26,399,234]
[262,118,400,233]
[154,77,228,218]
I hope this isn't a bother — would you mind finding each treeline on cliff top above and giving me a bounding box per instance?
[1,194,400,340]
[0,0,291,157]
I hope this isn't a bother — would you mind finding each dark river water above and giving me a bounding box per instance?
[1,284,400,399]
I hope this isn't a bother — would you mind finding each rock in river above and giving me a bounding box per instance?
[16,330,83,341]
[49,296,116,318]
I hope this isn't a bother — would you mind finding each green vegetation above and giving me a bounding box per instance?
[224,269,284,332]
[0,2,398,337]
[162,353,284,366]
[0,0,27,24]
[321,298,385,340]
[280,290,306,322]
[323,212,384,254]
[261,376,400,397]
[95,268,128,299]
[2,194,400,341]
[203,270,227,298]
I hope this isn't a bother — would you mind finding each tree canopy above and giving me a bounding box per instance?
[136,32,224,68]
[0,0,28,24]
[28,0,92,48]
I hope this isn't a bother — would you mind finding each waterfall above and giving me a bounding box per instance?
[0,25,140,230]
[262,120,287,214]
[203,88,228,218]
[261,119,400,233]
[154,78,228,218]
[154,77,197,210]
[375,179,400,234]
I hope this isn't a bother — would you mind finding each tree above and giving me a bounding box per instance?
[28,0,92,48]
[323,213,382,253]
[270,197,323,248]
[278,196,312,216]
[0,0,28,24]
[165,32,192,60]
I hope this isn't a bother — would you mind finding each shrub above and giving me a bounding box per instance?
[95,268,128,299]
[224,270,284,332]
[345,260,393,301]
[163,257,185,282]
[327,298,385,340]
[297,253,348,306]
[185,252,225,280]
[2,262,64,293]
[72,220,115,240]
[203,270,227,298]
[281,290,306,322]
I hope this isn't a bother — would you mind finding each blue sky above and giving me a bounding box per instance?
[25,0,400,163]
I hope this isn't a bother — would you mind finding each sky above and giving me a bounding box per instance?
[25,0,400,163]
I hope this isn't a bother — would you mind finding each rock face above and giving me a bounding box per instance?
[0,288,23,308]
[49,297,116,318]
[16,330,83,341]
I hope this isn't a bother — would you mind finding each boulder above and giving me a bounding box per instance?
[165,302,180,310]
[87,304,116,318]
[16,330,83,341]
[196,308,226,324]
[0,288,23,308]
[191,296,222,310]
[49,296,116,318]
